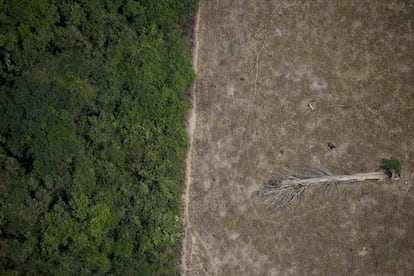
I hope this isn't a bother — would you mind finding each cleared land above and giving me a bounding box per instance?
[183,0,414,275]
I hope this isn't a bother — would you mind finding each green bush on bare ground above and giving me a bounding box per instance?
[386,158,402,175]
[0,0,198,274]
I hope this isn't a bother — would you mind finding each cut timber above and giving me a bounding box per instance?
[260,171,388,211]
[278,172,388,186]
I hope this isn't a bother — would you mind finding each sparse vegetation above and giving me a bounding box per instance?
[387,158,402,174]
[184,0,414,274]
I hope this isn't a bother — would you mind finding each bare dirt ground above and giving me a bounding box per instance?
[181,1,414,275]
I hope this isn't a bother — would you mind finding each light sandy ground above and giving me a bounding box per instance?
[181,1,414,275]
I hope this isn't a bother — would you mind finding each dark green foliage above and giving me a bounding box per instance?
[387,158,402,174]
[0,0,59,79]
[0,0,197,274]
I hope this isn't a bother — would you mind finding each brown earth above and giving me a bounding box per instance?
[181,0,414,275]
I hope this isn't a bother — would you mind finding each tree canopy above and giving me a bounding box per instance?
[0,0,197,274]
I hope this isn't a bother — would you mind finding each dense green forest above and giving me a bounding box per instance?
[0,0,196,274]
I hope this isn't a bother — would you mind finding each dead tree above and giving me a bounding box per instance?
[259,168,388,211]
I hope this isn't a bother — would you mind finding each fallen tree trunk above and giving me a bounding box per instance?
[276,172,387,186]
[259,171,388,211]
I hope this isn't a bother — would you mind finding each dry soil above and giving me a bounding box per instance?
[181,1,414,275]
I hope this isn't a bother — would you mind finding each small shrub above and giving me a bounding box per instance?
[387,158,402,174]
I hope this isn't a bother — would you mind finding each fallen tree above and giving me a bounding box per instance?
[259,167,388,211]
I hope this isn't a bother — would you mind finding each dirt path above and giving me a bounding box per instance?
[179,5,201,276]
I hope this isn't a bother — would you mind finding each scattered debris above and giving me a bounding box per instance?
[308,100,316,110]
[328,143,336,150]
[337,104,352,108]
[358,247,368,257]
